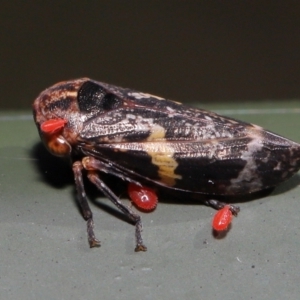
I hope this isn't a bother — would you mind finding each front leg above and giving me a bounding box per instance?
[82,157,147,252]
[72,161,100,248]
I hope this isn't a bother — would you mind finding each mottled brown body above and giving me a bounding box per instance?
[33,78,300,251]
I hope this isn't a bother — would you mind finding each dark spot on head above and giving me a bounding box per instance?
[77,81,105,113]
[77,81,123,114]
[101,93,123,110]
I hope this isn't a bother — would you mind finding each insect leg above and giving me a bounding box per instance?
[81,155,143,187]
[83,157,147,252]
[82,156,147,252]
[205,199,240,216]
[72,161,101,248]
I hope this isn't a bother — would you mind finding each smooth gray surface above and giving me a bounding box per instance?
[0,103,300,299]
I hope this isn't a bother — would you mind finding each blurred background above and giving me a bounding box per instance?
[1,1,300,110]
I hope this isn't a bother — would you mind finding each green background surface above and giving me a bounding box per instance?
[1,102,300,299]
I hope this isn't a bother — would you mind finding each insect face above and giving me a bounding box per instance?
[39,119,71,157]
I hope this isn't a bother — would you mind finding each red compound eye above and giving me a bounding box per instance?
[212,205,233,231]
[41,119,67,133]
[128,183,158,211]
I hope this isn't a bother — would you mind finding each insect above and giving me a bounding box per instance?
[33,78,300,251]
[128,183,158,211]
[212,205,233,232]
